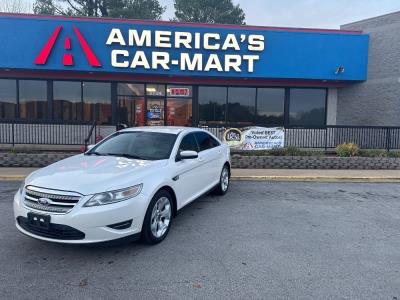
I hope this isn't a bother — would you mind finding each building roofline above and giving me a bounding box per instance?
[342,10,400,27]
[0,12,363,35]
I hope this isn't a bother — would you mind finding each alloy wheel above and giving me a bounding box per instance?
[150,196,172,238]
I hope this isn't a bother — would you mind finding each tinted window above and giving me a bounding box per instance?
[198,86,227,125]
[257,88,285,125]
[90,131,176,160]
[179,133,199,152]
[0,79,16,119]
[83,82,111,124]
[289,89,326,127]
[195,132,220,151]
[227,87,256,125]
[53,81,82,121]
[19,80,47,120]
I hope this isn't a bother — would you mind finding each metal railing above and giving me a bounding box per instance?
[2,121,400,150]
[200,125,400,150]
[0,120,97,146]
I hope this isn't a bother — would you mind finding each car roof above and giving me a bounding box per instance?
[120,126,203,135]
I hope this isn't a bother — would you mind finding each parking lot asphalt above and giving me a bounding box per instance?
[1,181,400,300]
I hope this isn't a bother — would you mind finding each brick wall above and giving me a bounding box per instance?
[1,152,400,170]
[338,12,400,126]
[232,155,400,170]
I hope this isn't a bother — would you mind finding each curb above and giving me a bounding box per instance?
[231,176,400,183]
[2,175,400,183]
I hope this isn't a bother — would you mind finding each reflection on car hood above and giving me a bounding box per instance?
[25,154,168,195]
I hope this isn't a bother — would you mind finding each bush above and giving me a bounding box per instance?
[335,143,359,157]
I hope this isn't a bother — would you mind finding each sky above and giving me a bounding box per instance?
[23,0,400,29]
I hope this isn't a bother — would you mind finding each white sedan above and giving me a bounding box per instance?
[13,127,231,244]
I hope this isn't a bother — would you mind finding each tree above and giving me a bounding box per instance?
[109,0,165,20]
[0,0,30,13]
[32,0,165,20]
[173,0,246,25]
[33,0,56,15]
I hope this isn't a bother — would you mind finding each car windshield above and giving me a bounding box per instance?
[87,131,177,160]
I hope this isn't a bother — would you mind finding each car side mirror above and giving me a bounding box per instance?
[176,150,198,161]
[87,144,95,151]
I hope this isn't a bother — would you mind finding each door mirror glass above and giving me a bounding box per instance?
[178,150,198,161]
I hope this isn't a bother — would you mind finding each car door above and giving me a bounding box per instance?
[194,131,223,191]
[173,132,205,208]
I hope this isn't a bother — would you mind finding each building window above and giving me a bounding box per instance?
[82,82,111,124]
[146,84,165,96]
[117,83,144,96]
[53,81,82,121]
[256,88,285,125]
[289,88,327,127]
[0,79,17,119]
[227,87,256,125]
[19,80,47,120]
[198,86,227,125]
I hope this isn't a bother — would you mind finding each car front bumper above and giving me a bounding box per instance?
[13,190,149,244]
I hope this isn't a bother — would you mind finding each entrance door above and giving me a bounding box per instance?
[166,98,192,126]
[118,96,145,127]
[146,98,165,126]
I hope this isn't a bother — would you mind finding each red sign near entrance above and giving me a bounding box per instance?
[168,88,190,97]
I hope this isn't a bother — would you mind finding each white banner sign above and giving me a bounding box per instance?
[223,127,284,150]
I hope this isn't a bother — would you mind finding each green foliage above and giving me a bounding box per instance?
[335,143,359,157]
[358,149,388,158]
[173,0,246,25]
[388,151,400,158]
[236,147,324,157]
[33,0,165,20]
[109,0,165,20]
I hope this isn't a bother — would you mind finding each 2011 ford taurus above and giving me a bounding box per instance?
[13,127,231,244]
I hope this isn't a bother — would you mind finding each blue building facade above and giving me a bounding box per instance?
[0,13,369,128]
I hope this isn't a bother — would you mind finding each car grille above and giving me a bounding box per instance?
[23,186,82,214]
[17,216,85,240]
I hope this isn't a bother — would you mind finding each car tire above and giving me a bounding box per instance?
[213,164,230,196]
[142,189,173,245]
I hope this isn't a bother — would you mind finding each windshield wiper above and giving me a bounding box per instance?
[85,151,101,156]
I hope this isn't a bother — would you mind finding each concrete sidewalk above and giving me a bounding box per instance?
[1,167,400,182]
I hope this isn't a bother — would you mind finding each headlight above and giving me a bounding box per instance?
[83,184,143,207]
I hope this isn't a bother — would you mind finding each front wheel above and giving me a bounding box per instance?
[213,164,230,195]
[142,190,173,244]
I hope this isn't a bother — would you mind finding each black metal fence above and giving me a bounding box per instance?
[201,125,400,151]
[0,120,97,146]
[2,121,400,151]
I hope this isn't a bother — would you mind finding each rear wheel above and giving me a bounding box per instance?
[213,164,230,195]
[142,190,173,244]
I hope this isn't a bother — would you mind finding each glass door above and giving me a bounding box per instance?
[146,98,165,126]
[118,95,145,127]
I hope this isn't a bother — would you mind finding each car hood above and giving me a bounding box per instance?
[25,154,168,195]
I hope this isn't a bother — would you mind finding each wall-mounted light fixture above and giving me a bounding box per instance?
[335,66,345,75]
